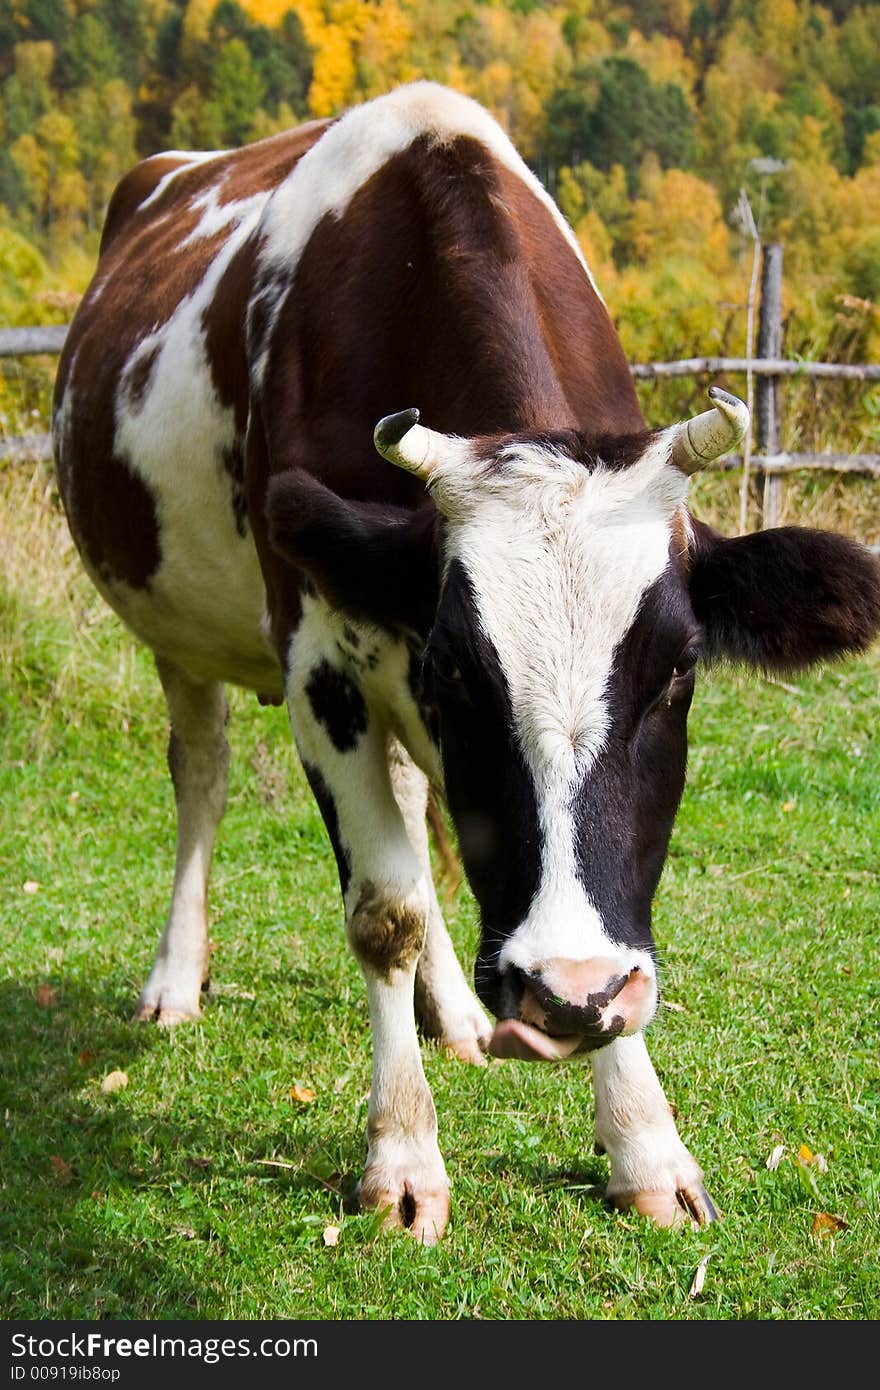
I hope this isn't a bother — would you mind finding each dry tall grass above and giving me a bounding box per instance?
[0,454,153,737]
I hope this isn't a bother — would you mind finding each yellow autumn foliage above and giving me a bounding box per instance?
[624,31,697,102]
[359,0,419,99]
[239,0,301,26]
[573,208,616,292]
[182,0,215,45]
[629,168,731,277]
[308,24,357,117]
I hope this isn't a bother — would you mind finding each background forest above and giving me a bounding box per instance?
[1,0,879,468]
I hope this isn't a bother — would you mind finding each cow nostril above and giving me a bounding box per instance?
[519,959,653,1041]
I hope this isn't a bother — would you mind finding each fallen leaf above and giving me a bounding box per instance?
[322,1225,340,1247]
[766,1144,785,1171]
[101,1070,129,1093]
[35,985,57,1009]
[289,1085,316,1104]
[90,1190,104,1201]
[812,1212,848,1238]
[23,880,39,895]
[688,1253,711,1299]
[78,1050,96,1066]
[49,1155,73,1183]
[797,1144,829,1172]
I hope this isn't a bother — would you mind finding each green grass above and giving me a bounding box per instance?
[1,481,878,1320]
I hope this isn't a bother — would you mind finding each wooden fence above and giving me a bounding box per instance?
[2,248,879,543]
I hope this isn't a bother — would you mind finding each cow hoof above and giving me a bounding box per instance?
[134,996,202,1026]
[419,991,493,1066]
[443,1034,491,1066]
[611,1185,718,1230]
[359,1171,450,1244]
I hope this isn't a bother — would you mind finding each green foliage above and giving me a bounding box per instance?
[546,56,694,191]
[58,14,122,91]
[0,221,51,321]
[844,104,880,174]
[2,41,54,143]
[203,38,267,146]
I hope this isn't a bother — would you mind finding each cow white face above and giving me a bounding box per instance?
[267,390,880,1060]
[420,429,696,1051]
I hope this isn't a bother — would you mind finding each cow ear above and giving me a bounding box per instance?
[265,469,439,633]
[687,519,880,671]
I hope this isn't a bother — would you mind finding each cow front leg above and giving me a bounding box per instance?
[288,679,449,1242]
[349,882,450,1242]
[136,658,229,1025]
[387,738,492,1064]
[591,1034,717,1228]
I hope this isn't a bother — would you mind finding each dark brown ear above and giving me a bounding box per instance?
[688,519,880,671]
[266,469,439,634]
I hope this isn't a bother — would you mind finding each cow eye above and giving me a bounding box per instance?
[426,647,463,687]
[671,644,701,682]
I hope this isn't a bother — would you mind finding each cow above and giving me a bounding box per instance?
[53,82,880,1244]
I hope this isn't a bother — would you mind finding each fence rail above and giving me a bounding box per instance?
[631,356,880,382]
[0,325,69,357]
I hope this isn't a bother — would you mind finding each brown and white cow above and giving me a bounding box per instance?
[53,83,880,1243]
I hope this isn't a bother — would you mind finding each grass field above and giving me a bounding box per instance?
[1,462,878,1320]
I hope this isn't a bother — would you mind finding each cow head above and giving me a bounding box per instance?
[267,391,880,1059]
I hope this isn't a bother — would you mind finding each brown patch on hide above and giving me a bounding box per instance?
[348,881,427,977]
[494,163,645,436]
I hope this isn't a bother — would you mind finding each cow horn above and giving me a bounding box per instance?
[671,387,750,474]
[373,408,452,479]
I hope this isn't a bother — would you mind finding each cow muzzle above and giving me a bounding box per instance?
[487,957,657,1061]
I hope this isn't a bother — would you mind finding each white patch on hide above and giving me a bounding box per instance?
[137,149,229,212]
[180,184,264,246]
[105,186,279,690]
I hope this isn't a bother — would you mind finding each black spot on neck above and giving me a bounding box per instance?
[305,659,368,753]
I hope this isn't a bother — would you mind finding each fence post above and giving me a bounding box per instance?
[757,243,784,527]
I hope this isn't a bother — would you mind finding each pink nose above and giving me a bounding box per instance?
[519,957,653,1047]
